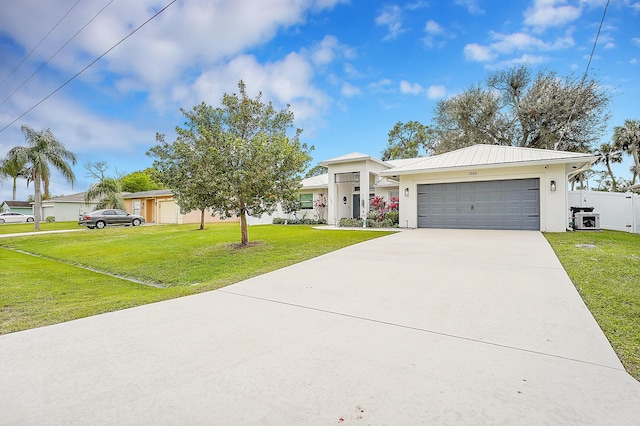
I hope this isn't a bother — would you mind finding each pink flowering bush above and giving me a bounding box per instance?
[367,195,399,227]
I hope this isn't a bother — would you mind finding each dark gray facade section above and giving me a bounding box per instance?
[417,178,540,230]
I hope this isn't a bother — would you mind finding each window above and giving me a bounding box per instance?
[133,200,141,215]
[299,193,313,209]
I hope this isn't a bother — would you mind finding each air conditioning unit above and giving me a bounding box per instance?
[574,212,600,230]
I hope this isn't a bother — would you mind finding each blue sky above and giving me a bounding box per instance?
[1,0,639,201]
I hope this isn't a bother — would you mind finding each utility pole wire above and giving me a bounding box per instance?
[0,0,177,135]
[555,0,610,151]
[1,0,117,107]
[0,0,81,88]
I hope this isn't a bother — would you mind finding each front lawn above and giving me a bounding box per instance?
[0,223,393,334]
[0,221,81,235]
[545,230,640,381]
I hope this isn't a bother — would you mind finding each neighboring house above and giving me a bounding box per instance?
[122,190,239,225]
[312,144,597,232]
[39,192,100,222]
[1,200,33,215]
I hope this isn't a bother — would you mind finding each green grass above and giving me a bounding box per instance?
[545,230,640,381]
[0,223,393,334]
[0,221,81,234]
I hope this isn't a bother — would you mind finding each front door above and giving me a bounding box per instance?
[352,194,360,218]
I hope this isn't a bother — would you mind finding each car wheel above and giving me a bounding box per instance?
[27,217,34,222]
[0,218,4,224]
[95,221,106,229]
[132,218,141,226]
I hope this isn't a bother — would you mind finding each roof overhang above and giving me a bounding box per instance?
[380,156,599,178]
[319,154,390,169]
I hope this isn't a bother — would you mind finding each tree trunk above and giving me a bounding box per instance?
[199,209,205,230]
[632,141,640,185]
[34,172,42,231]
[44,178,50,200]
[12,177,17,201]
[605,160,617,191]
[240,210,248,246]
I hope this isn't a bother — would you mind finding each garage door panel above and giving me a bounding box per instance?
[417,178,539,230]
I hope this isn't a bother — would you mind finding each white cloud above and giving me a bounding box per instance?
[631,58,638,65]
[454,0,485,14]
[632,37,640,47]
[0,0,343,111]
[427,85,446,99]
[423,19,452,48]
[341,82,362,97]
[368,78,394,94]
[399,80,424,95]
[464,29,574,63]
[524,0,582,30]
[425,20,444,35]
[489,53,550,69]
[185,52,331,127]
[464,43,498,62]
[490,31,574,53]
[375,5,406,40]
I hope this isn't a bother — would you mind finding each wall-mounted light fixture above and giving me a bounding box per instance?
[550,180,556,192]
[404,187,410,197]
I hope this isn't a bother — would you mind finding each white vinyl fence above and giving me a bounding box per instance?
[568,190,640,234]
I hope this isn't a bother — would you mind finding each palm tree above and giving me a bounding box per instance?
[85,177,125,210]
[612,119,640,186]
[0,155,28,200]
[593,142,623,191]
[5,125,76,230]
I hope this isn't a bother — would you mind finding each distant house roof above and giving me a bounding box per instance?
[301,174,328,189]
[380,144,598,177]
[41,192,102,204]
[2,200,32,208]
[122,189,173,199]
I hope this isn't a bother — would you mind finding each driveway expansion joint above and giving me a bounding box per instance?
[217,288,626,373]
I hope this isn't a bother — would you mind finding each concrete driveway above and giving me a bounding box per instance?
[1,229,639,425]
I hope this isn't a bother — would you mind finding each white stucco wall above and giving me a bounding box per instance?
[397,163,568,232]
[326,159,390,225]
[42,202,98,222]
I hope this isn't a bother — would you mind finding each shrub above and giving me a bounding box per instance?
[385,210,399,225]
[339,218,363,228]
[272,218,284,224]
[45,216,56,223]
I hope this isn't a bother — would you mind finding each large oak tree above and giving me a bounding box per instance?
[431,65,610,154]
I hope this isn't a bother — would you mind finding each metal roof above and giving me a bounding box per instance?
[380,144,598,176]
[301,173,328,189]
[319,152,389,168]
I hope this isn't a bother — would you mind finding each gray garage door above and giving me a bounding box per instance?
[417,178,540,230]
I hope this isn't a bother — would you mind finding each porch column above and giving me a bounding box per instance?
[327,171,338,226]
[359,169,368,227]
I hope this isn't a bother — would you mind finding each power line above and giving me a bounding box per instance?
[0,0,81,88]
[555,0,610,151]
[0,0,177,135]
[0,0,116,107]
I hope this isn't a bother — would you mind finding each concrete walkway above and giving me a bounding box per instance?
[1,229,639,425]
